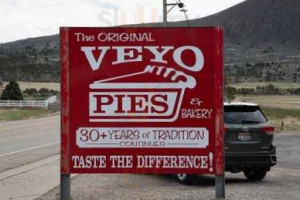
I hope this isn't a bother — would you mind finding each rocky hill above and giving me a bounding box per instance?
[0,0,299,82]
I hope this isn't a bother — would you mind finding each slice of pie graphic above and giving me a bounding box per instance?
[89,65,197,122]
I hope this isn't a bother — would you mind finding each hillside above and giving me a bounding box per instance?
[0,0,299,82]
[0,35,59,55]
[190,0,300,48]
[137,0,300,49]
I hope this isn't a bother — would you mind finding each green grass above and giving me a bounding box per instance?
[235,95,300,110]
[0,108,58,121]
[262,107,300,119]
[261,106,300,130]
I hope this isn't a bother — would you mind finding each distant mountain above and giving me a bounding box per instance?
[154,0,300,49]
[189,0,300,48]
[0,0,299,82]
[0,35,59,53]
[0,35,60,82]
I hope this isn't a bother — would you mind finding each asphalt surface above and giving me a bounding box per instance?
[0,116,59,172]
[0,116,299,200]
[37,131,300,200]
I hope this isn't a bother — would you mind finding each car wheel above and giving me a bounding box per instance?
[243,169,267,181]
[175,173,196,185]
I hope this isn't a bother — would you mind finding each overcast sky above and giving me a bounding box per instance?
[0,0,245,43]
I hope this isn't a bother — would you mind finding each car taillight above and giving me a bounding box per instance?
[261,126,275,135]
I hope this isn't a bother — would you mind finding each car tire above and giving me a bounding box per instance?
[243,169,267,181]
[175,174,196,185]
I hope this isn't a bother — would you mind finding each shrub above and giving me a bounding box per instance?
[23,88,38,96]
[38,88,49,97]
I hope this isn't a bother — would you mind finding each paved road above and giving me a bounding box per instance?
[38,131,300,200]
[0,115,59,172]
[0,116,299,200]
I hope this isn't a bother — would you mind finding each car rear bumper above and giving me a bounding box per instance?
[225,146,277,171]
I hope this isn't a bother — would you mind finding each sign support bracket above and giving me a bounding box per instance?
[60,174,70,200]
[215,175,225,199]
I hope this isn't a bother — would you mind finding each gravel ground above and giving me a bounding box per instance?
[37,132,300,200]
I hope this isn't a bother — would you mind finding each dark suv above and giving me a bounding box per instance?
[176,102,277,184]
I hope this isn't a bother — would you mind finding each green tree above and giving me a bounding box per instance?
[224,78,236,102]
[265,84,280,95]
[0,80,23,100]
[0,78,3,90]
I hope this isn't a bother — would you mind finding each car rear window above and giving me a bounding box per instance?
[224,105,267,124]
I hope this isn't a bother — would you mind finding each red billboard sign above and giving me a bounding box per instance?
[61,27,224,175]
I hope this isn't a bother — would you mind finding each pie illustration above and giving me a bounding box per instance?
[89,65,196,122]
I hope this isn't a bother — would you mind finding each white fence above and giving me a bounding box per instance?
[0,95,57,108]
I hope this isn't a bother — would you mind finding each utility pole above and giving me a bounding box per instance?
[163,0,185,27]
[163,0,167,27]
